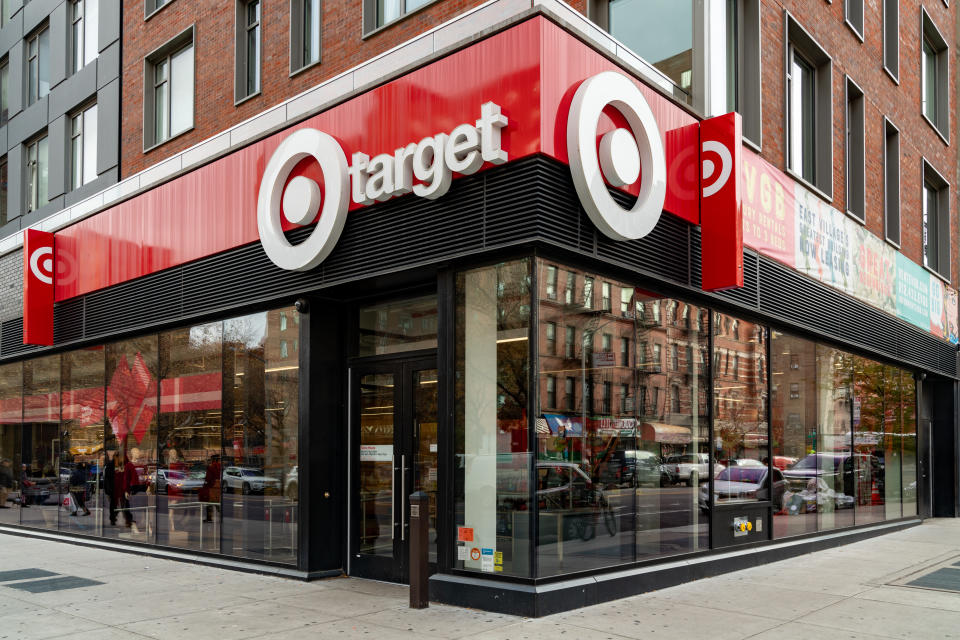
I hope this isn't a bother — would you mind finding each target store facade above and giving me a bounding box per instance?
[0,5,956,617]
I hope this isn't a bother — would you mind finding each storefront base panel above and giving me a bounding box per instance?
[430,518,922,617]
[0,525,341,581]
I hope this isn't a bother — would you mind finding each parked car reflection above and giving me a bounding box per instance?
[222,467,282,494]
[699,466,786,511]
[782,477,854,514]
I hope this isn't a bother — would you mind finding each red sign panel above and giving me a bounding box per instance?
[699,112,743,291]
[23,229,55,346]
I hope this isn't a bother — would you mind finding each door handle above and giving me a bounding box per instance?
[401,454,407,541]
[391,455,397,540]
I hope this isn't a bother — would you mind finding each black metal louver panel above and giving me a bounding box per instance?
[83,269,182,340]
[903,330,946,375]
[0,318,40,358]
[837,302,900,360]
[758,259,838,338]
[713,250,759,308]
[53,298,84,344]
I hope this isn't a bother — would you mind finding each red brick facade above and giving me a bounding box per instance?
[758,0,957,283]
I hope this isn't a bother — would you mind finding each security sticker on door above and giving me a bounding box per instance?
[457,544,467,560]
[359,444,393,462]
[481,548,495,572]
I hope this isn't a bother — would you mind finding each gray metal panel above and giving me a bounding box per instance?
[96,40,119,89]
[46,113,65,198]
[0,125,8,154]
[95,78,117,174]
[7,94,48,149]
[64,166,117,206]
[48,61,96,119]
[7,40,22,121]
[22,0,57,36]
[6,143,21,219]
[48,1,66,89]
[98,0,120,52]
[0,11,23,57]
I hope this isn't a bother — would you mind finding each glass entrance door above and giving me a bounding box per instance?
[351,358,438,583]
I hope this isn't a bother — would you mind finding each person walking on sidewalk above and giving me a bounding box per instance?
[113,452,135,528]
[69,462,91,516]
[19,464,33,507]
[0,458,13,508]
[104,453,117,525]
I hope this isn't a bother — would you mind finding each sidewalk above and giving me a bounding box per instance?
[1,520,959,639]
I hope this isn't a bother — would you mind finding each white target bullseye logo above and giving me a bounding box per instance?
[29,246,54,285]
[257,128,350,272]
[701,140,732,198]
[567,71,667,241]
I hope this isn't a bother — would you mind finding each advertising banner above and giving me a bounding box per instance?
[700,112,744,291]
[23,229,55,346]
[741,151,795,266]
[895,253,930,330]
[852,227,896,315]
[929,276,946,338]
[946,287,959,344]
[794,187,855,297]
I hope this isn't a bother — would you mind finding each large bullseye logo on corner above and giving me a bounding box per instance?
[257,129,350,272]
[567,71,667,242]
[29,246,54,285]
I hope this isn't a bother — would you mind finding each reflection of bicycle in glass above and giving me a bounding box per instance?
[566,488,617,541]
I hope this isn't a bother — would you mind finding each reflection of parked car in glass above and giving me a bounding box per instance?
[782,477,854,514]
[600,450,665,487]
[156,469,204,495]
[700,466,786,511]
[285,466,298,500]
[772,456,798,471]
[663,453,721,486]
[222,467,282,494]
[782,453,882,500]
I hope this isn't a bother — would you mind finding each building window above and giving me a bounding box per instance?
[844,0,863,38]
[545,265,557,300]
[564,325,575,359]
[72,0,99,74]
[653,344,662,372]
[883,0,898,79]
[620,383,629,412]
[620,287,632,315]
[564,271,576,305]
[621,337,629,367]
[25,134,48,213]
[145,30,194,148]
[0,58,7,126]
[546,322,556,355]
[921,10,949,139]
[884,119,900,245]
[291,0,321,73]
[845,78,864,222]
[601,282,611,311]
[671,385,680,413]
[0,156,7,226]
[602,382,611,414]
[70,103,97,189]
[26,26,50,106]
[723,0,761,144]
[146,0,172,17]
[583,277,594,309]
[686,346,693,372]
[236,0,260,101]
[670,344,679,370]
[546,375,556,409]
[652,300,660,324]
[565,377,575,411]
[365,0,433,33]
[605,0,694,95]
[786,16,832,196]
[922,161,950,280]
[601,333,612,354]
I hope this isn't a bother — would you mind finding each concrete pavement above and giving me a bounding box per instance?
[1,520,959,639]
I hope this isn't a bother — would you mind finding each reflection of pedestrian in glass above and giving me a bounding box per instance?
[19,464,32,507]
[69,463,92,516]
[0,458,13,508]
[105,453,117,525]
[114,452,135,527]
[202,454,221,523]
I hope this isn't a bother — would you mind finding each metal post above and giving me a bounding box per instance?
[409,490,429,609]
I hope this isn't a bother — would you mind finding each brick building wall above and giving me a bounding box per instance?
[758,0,958,284]
[121,0,588,177]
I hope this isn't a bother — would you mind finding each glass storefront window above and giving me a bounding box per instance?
[883,366,903,520]
[0,362,21,524]
[772,331,817,538]
[223,307,299,564]
[455,260,531,578]
[712,314,769,505]
[157,322,222,551]
[104,336,158,542]
[60,347,104,535]
[609,0,694,93]
[21,355,60,530]
[816,346,855,531]
[853,356,886,525]
[358,295,438,356]
[902,374,918,517]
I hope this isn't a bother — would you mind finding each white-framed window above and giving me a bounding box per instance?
[145,29,194,149]
[70,103,98,189]
[364,0,433,34]
[146,0,173,18]
[844,0,863,38]
[845,77,865,222]
[290,0,320,73]
[921,9,949,139]
[236,0,260,101]
[883,0,898,79]
[785,15,832,197]
[922,160,950,280]
[545,265,557,300]
[25,134,48,213]
[71,0,99,74]
[26,26,50,106]
[884,119,900,246]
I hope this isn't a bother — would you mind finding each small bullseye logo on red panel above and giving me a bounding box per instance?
[701,140,733,198]
[29,246,54,285]
[567,71,667,242]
